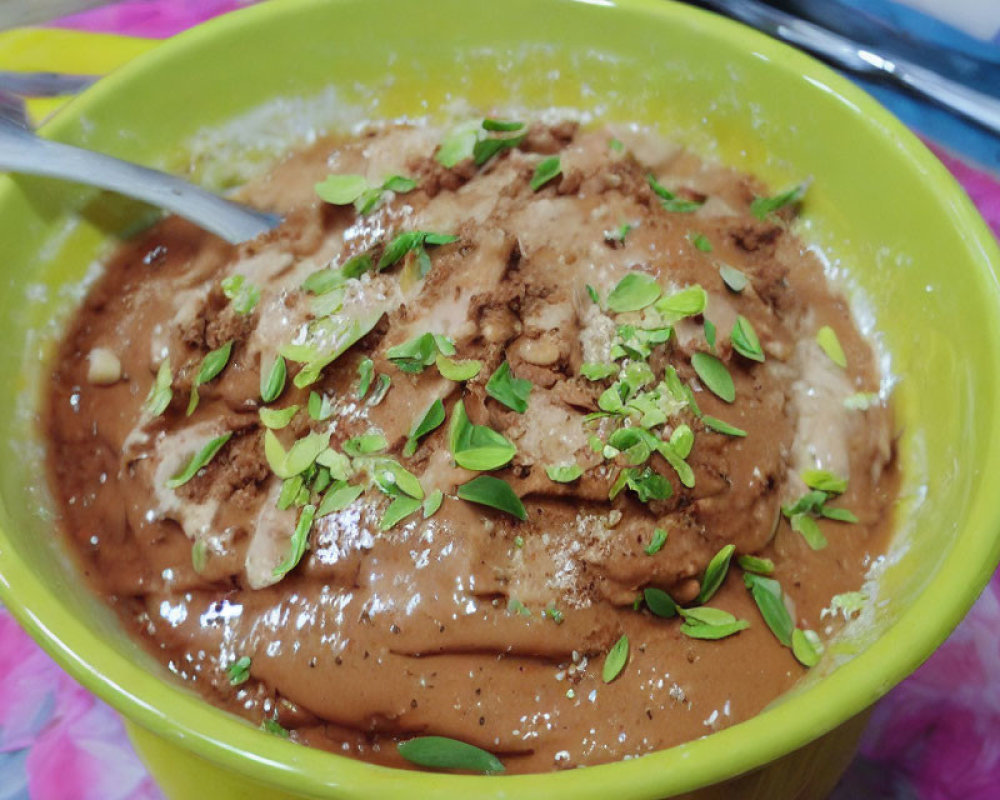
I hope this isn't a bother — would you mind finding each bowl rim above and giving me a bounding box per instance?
[2,0,1000,796]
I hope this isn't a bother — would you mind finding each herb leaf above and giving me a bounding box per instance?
[435,120,480,168]
[315,174,369,205]
[654,284,707,322]
[750,180,810,220]
[545,463,583,483]
[221,274,260,315]
[602,634,629,683]
[697,544,736,605]
[643,587,677,618]
[380,496,422,530]
[731,316,764,362]
[423,489,444,518]
[691,352,735,403]
[801,469,847,494]
[386,332,454,374]
[645,527,668,556]
[260,354,286,404]
[691,233,712,252]
[436,354,482,382]
[259,404,299,429]
[144,359,173,417]
[580,362,617,381]
[816,325,847,368]
[485,361,532,413]
[678,606,749,639]
[449,400,517,471]
[167,432,232,489]
[356,358,374,399]
[791,513,828,549]
[377,231,458,272]
[719,264,748,293]
[316,481,364,517]
[187,340,233,416]
[457,475,527,520]
[397,736,504,775]
[647,174,703,213]
[744,573,794,647]
[404,398,446,456]
[606,272,662,313]
[530,156,562,191]
[308,391,335,422]
[227,656,251,686]
[701,415,747,437]
[792,628,823,668]
[738,555,774,575]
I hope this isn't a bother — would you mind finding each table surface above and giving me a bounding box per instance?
[1,2,999,799]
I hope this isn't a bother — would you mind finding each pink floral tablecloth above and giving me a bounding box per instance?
[1,2,999,798]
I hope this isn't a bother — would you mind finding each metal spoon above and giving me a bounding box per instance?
[0,114,281,244]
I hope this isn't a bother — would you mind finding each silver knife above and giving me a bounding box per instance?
[693,0,1000,136]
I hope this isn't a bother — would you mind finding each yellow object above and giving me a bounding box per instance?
[0,27,155,124]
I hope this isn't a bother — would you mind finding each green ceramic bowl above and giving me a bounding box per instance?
[2,0,999,797]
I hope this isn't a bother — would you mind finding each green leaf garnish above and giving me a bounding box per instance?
[356,357,374,399]
[260,354,286,404]
[221,274,260,315]
[343,431,389,458]
[316,481,364,517]
[369,457,424,499]
[264,429,331,479]
[227,656,251,686]
[609,138,624,152]
[719,264,748,293]
[731,315,764,362]
[602,634,629,683]
[277,475,305,510]
[314,174,369,205]
[744,572,793,646]
[435,354,482,382]
[308,391,335,422]
[820,505,859,523]
[750,180,809,220]
[507,597,531,617]
[580,362,617,381]
[691,352,735,403]
[187,340,233,416]
[647,174,703,213]
[259,404,299,429]
[654,284,707,322]
[544,606,565,624]
[144,359,173,417]
[738,555,774,575]
[586,284,600,304]
[280,313,382,389]
[645,527,668,556]
[397,736,504,775]
[816,325,847,368]
[377,231,459,272]
[643,587,677,618]
[791,513,828,549]
[530,156,562,191]
[606,272,662,313]
[404,398,446,457]
[611,466,672,503]
[435,120,480,168]
[167,432,232,489]
[261,718,290,738]
[191,540,207,573]
[386,332,454,374]
[473,122,526,165]
[485,361,532,413]
[449,401,517,471]
[368,373,391,405]
[826,591,867,620]
[701,415,747,437]
[380,495,422,530]
[340,252,375,280]
[697,544,735,604]
[604,223,632,244]
[482,118,524,132]
[801,469,847,494]
[690,233,712,252]
[792,628,823,668]
[678,606,749,639]
[422,489,444,518]
[545,463,583,483]
[272,504,315,581]
[704,319,717,352]
[457,475,526,520]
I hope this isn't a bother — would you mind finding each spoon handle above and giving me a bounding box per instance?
[0,118,280,244]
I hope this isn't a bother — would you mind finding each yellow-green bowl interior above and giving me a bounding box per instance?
[1,0,999,797]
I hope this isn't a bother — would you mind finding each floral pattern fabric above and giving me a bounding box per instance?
[1,2,999,798]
